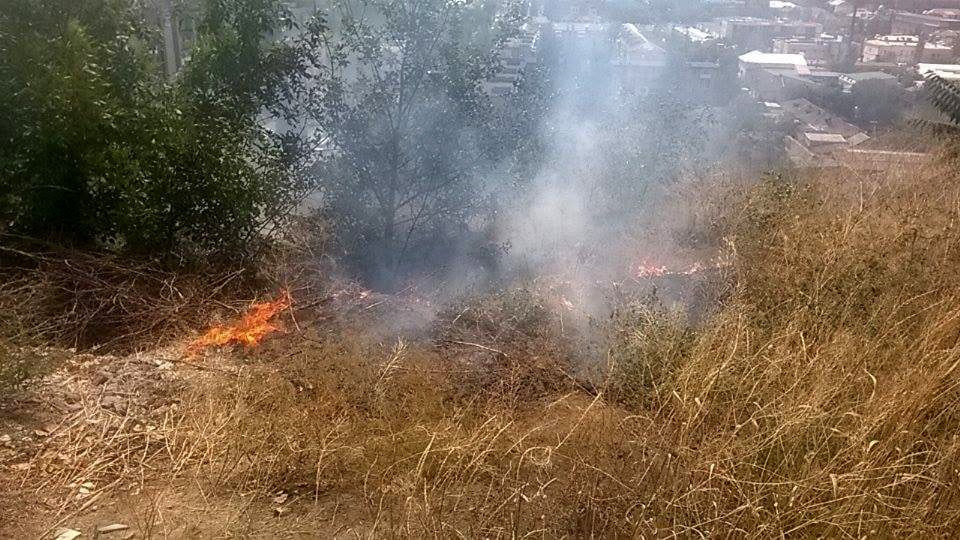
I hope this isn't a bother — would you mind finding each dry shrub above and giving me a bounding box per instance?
[0,342,51,398]
[602,159,960,535]
[0,238,264,352]
[434,287,578,404]
[167,336,647,536]
[159,159,960,536]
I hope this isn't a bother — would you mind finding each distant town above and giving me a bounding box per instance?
[147,0,957,172]
[475,0,956,171]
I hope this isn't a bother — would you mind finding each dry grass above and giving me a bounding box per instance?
[0,237,270,353]
[9,159,960,536]
[137,159,960,536]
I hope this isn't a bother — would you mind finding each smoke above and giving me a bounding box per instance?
[306,6,746,337]
[492,24,653,300]
[501,118,606,274]
[476,19,731,331]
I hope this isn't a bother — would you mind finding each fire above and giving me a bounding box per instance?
[635,260,669,278]
[634,258,729,279]
[186,290,292,356]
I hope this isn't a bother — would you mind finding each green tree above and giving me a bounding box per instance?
[0,0,324,261]
[309,0,511,286]
[921,74,960,134]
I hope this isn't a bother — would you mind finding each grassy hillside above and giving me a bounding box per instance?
[5,158,960,536]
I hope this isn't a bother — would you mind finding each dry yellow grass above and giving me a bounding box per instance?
[7,158,960,536]
[144,159,960,536]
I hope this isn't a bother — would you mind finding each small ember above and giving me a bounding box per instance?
[634,258,729,279]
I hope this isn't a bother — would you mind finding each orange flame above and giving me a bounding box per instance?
[634,258,728,279]
[635,260,669,278]
[187,290,292,356]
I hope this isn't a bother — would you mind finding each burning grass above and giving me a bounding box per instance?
[103,161,960,535]
[186,290,292,357]
[0,239,265,353]
[8,161,960,536]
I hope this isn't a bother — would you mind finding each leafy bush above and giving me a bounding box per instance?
[0,0,321,261]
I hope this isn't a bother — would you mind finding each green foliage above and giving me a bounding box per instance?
[920,74,960,135]
[0,0,322,261]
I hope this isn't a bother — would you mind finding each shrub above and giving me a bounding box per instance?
[607,299,694,409]
[0,343,49,399]
[0,0,321,261]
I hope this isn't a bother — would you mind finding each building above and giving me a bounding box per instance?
[700,0,757,17]
[828,0,855,16]
[779,98,885,168]
[888,0,960,11]
[739,50,837,101]
[738,50,809,84]
[772,34,844,65]
[918,62,960,79]
[749,67,840,101]
[862,34,954,64]
[616,23,668,65]
[550,21,608,43]
[891,10,960,35]
[672,25,721,44]
[721,17,822,50]
[769,0,800,16]
[613,24,668,88]
[482,25,539,99]
[839,71,899,92]
[781,97,863,138]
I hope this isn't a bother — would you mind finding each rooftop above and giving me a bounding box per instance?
[866,35,952,49]
[840,71,897,81]
[781,98,863,138]
[897,9,960,21]
[673,25,718,42]
[766,67,839,77]
[925,8,960,17]
[739,50,808,67]
[918,62,960,79]
[774,33,843,44]
[619,24,667,54]
[724,17,819,27]
[805,132,847,143]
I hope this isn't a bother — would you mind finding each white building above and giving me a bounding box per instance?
[672,25,719,44]
[738,51,810,99]
[918,63,960,80]
[616,24,667,65]
[614,24,668,89]
[862,35,953,64]
[482,25,539,99]
[739,50,808,76]
[772,34,843,65]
